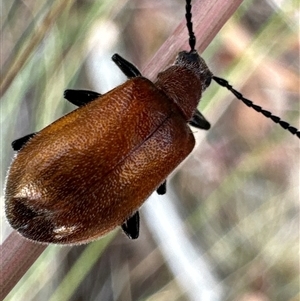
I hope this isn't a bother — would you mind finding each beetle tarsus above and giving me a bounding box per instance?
[121,211,140,239]
[156,181,167,195]
[189,109,210,130]
[12,133,36,151]
[112,54,142,78]
[64,89,101,107]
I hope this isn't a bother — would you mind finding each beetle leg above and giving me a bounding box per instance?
[112,53,142,78]
[156,180,167,195]
[189,109,210,130]
[12,132,37,151]
[121,211,140,239]
[64,90,101,107]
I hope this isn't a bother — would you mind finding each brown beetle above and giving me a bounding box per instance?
[4,0,299,245]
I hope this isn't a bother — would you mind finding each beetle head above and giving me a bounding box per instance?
[175,50,213,92]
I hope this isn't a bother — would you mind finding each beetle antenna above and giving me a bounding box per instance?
[212,76,300,138]
[185,0,196,51]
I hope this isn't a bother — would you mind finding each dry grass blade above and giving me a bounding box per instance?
[1,0,298,300]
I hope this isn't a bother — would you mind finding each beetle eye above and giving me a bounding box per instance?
[204,77,211,87]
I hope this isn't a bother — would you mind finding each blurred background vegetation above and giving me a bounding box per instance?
[1,0,299,300]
